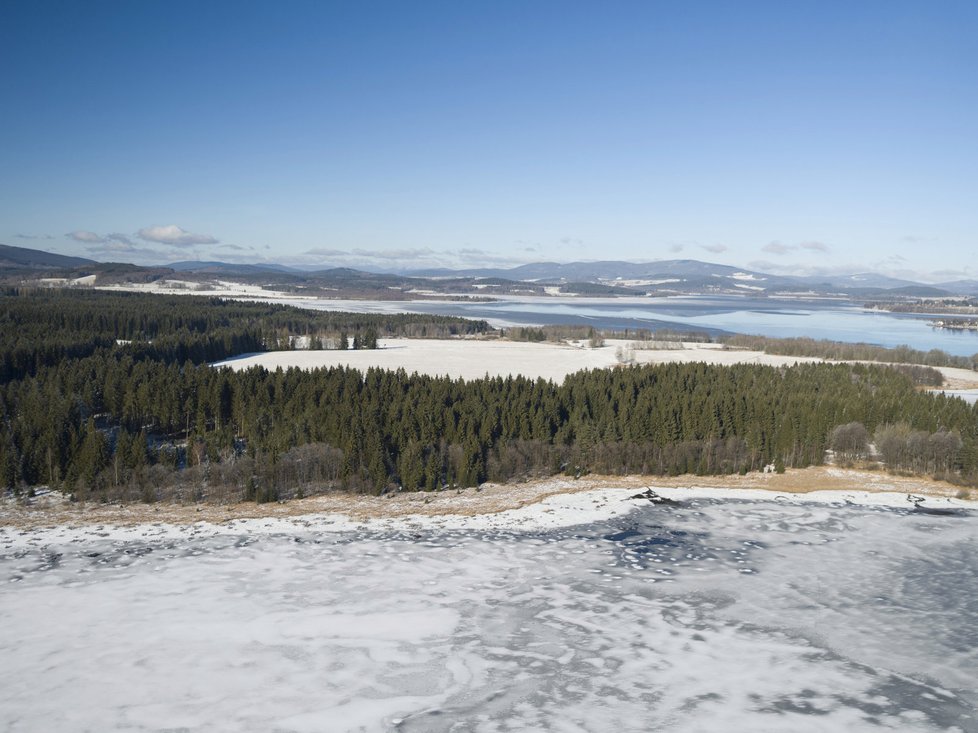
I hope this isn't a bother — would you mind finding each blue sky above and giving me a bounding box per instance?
[2,1,975,280]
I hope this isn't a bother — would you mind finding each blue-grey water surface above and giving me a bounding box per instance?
[280,295,978,356]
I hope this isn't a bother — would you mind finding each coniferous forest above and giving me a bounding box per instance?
[2,288,977,503]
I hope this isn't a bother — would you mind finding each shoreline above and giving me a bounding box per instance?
[1,467,972,544]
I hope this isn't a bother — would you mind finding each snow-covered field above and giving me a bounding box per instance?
[212,339,827,382]
[2,489,975,732]
[97,279,316,300]
[212,338,978,391]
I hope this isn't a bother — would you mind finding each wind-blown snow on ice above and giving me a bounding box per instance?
[1,499,975,732]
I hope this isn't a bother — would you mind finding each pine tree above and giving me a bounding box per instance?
[78,419,109,490]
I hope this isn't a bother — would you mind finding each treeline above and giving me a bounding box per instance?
[505,324,711,344]
[865,299,978,314]
[723,333,978,372]
[2,351,977,502]
[829,420,964,476]
[558,282,638,296]
[0,288,491,381]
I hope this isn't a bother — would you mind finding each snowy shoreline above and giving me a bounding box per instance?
[2,469,973,551]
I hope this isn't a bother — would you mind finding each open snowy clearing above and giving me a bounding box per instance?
[213,338,825,381]
[96,279,318,300]
[212,337,978,390]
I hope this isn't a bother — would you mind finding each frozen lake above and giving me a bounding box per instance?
[262,295,978,357]
[2,497,975,732]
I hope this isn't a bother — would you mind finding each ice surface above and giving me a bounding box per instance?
[1,497,975,732]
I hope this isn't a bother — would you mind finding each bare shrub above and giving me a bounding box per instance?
[829,422,870,462]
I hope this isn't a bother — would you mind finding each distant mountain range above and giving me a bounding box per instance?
[405,259,976,296]
[0,243,96,269]
[2,243,977,298]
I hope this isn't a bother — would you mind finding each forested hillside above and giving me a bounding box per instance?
[0,288,489,381]
[724,333,978,371]
[1,289,976,502]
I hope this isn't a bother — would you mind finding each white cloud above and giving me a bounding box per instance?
[68,230,134,245]
[305,248,349,258]
[67,230,105,243]
[106,233,134,246]
[297,246,537,271]
[350,247,436,260]
[762,241,794,255]
[137,225,218,246]
[84,240,171,261]
[701,244,727,254]
[799,240,830,253]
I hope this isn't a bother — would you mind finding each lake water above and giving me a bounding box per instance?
[2,499,975,731]
[281,295,978,357]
